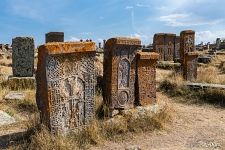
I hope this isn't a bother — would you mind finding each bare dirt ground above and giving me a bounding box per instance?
[90,93,225,150]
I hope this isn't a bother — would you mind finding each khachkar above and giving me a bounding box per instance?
[153,33,176,61]
[12,37,35,77]
[45,32,64,43]
[36,42,96,134]
[103,37,141,115]
[180,30,198,80]
[136,52,159,106]
[183,52,198,81]
[180,30,195,64]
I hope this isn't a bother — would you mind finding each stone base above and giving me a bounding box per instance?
[6,76,36,90]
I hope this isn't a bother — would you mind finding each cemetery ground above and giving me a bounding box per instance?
[0,52,225,149]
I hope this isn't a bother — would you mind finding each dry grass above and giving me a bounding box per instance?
[197,66,225,84]
[12,101,172,150]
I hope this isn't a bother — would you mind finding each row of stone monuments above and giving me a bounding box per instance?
[9,30,198,134]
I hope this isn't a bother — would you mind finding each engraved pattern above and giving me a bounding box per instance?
[118,59,130,89]
[46,53,95,133]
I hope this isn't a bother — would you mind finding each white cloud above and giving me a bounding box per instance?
[196,30,225,44]
[69,36,80,41]
[159,13,223,27]
[125,6,133,9]
[130,33,149,44]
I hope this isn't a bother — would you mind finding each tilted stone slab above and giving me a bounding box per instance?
[0,111,16,126]
[36,42,96,134]
[4,91,25,101]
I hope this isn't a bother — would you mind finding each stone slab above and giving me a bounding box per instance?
[0,111,16,126]
[4,91,25,100]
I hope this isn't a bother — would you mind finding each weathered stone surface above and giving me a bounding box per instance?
[180,30,195,65]
[4,91,25,100]
[103,37,141,114]
[45,32,64,43]
[36,42,96,134]
[153,33,176,61]
[136,52,159,106]
[175,36,180,60]
[183,52,198,81]
[12,37,35,77]
[0,111,16,126]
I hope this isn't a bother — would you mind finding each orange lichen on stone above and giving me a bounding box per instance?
[137,52,159,60]
[38,42,96,55]
[105,37,141,47]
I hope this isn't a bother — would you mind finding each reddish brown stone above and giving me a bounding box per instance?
[103,37,141,114]
[36,42,96,134]
[153,33,176,61]
[136,52,159,106]
[180,30,195,65]
[183,52,198,81]
[174,36,180,61]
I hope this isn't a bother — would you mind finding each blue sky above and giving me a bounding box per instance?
[0,0,225,46]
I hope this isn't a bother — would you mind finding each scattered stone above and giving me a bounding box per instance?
[0,110,16,126]
[4,91,25,101]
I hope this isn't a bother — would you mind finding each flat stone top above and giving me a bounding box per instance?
[46,32,64,35]
[154,33,176,37]
[180,30,195,34]
[38,42,96,54]
[137,52,159,60]
[12,37,34,41]
[105,37,141,46]
[185,52,199,56]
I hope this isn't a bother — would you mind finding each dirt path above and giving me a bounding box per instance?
[91,94,225,150]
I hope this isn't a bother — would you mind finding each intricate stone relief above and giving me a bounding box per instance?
[118,59,130,89]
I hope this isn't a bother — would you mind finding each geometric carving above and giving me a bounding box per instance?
[183,52,198,81]
[136,52,159,106]
[103,37,141,113]
[36,42,96,134]
[180,30,195,65]
[153,33,176,61]
[12,37,35,77]
[118,59,130,89]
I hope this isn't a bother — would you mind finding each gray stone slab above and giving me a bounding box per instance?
[0,111,15,126]
[185,83,225,90]
[4,91,25,100]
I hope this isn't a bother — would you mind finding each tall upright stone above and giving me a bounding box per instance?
[45,32,64,43]
[136,52,159,106]
[103,37,141,115]
[153,33,165,61]
[174,36,180,61]
[36,42,96,134]
[12,37,35,77]
[180,30,195,64]
[183,52,198,81]
[180,30,198,81]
